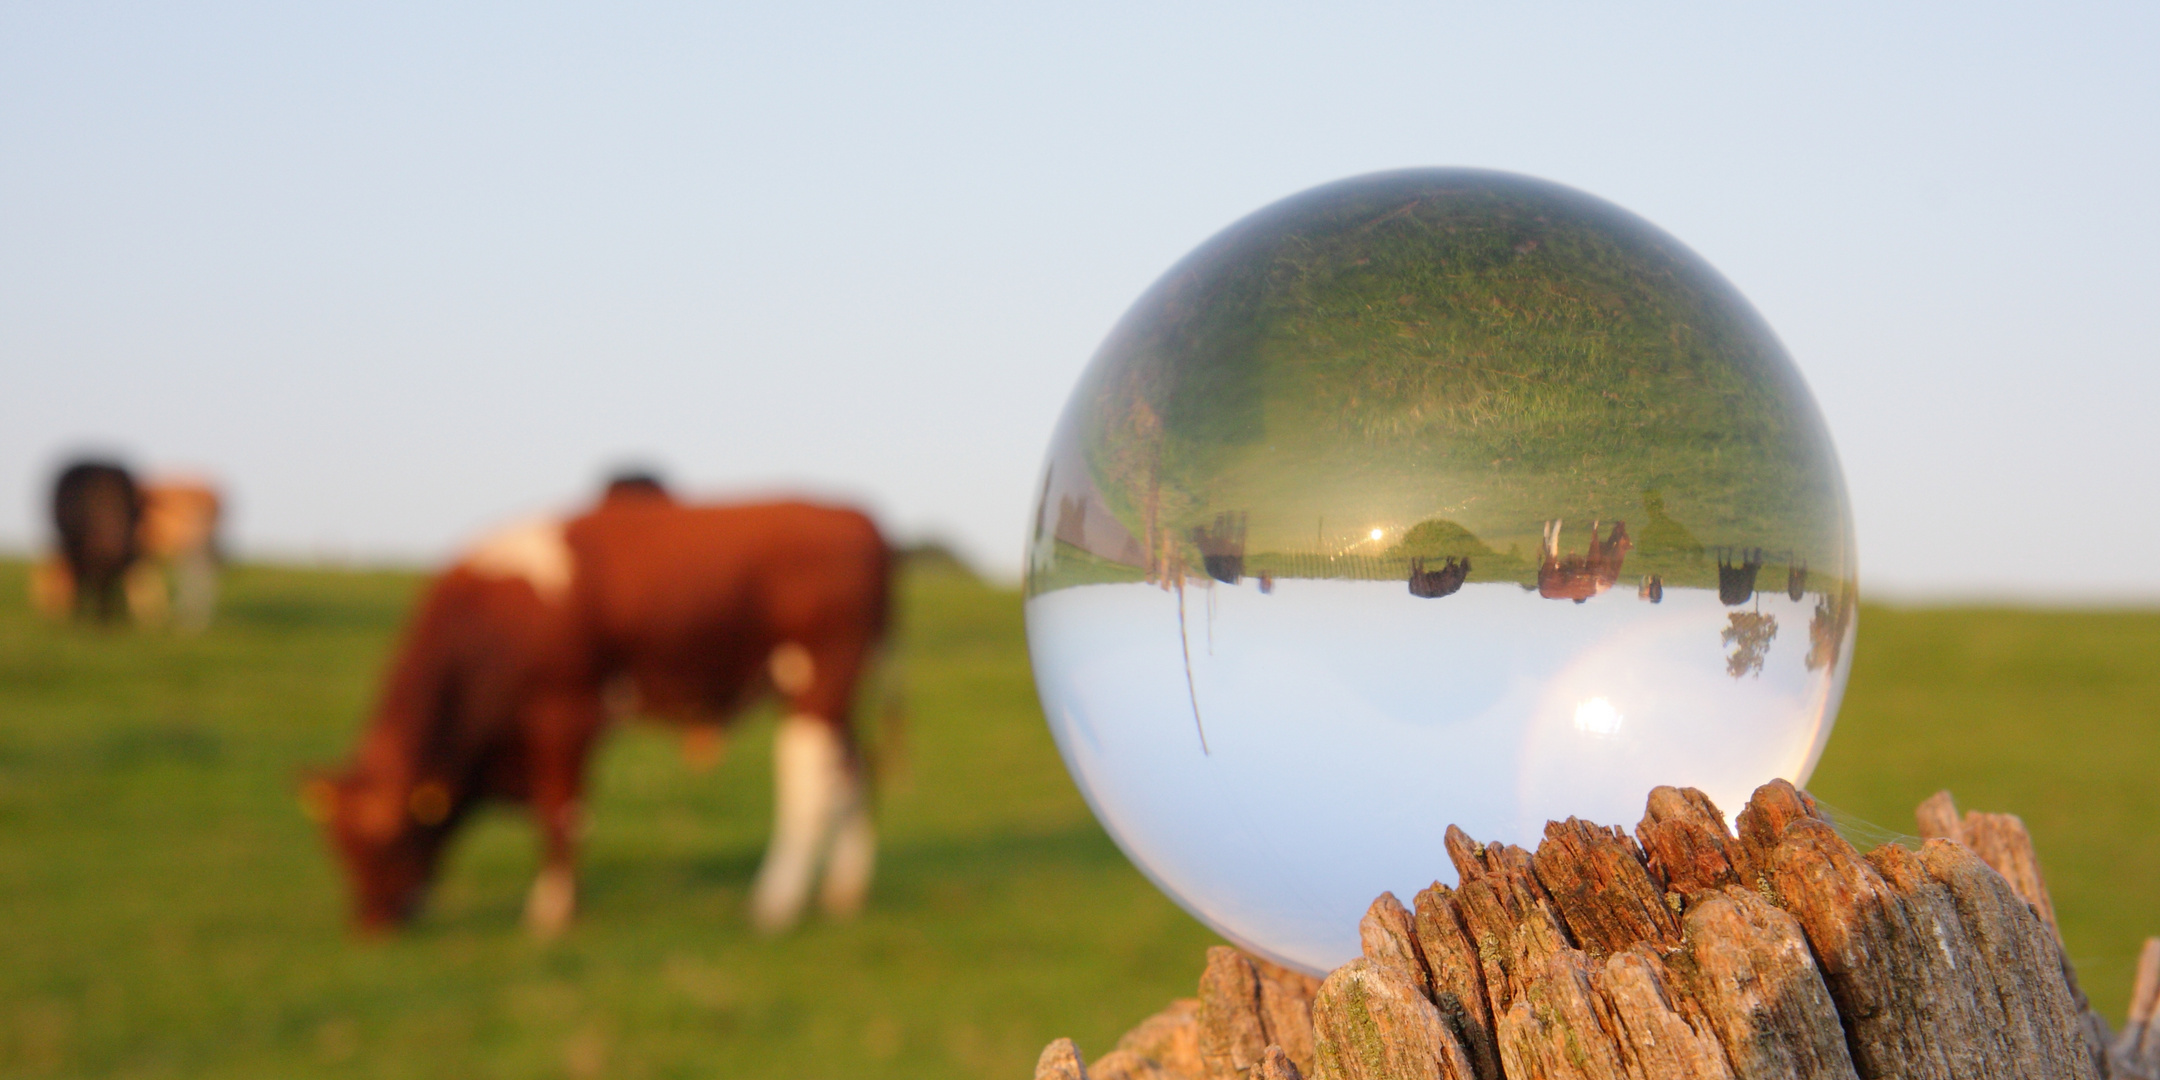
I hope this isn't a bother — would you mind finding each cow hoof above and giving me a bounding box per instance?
[817,817,875,920]
[525,866,576,938]
[748,893,805,935]
[818,887,867,921]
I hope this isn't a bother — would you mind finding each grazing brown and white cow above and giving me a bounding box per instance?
[1537,519,1631,604]
[309,492,892,936]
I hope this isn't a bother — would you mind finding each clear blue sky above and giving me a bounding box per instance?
[4,3,2154,601]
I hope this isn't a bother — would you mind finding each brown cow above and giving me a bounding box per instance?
[310,494,892,936]
[126,478,224,631]
[1537,519,1631,604]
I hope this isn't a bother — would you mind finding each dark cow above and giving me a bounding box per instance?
[309,494,892,936]
[1407,556,1471,598]
[1538,520,1631,604]
[1719,547,1765,607]
[1189,511,1247,586]
[48,460,143,623]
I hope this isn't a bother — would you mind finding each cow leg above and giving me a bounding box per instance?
[526,859,576,937]
[524,783,581,936]
[29,557,72,620]
[125,561,169,626]
[749,714,845,933]
[524,693,598,938]
[818,758,876,919]
[171,548,218,632]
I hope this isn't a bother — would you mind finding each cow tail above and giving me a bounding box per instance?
[859,643,907,804]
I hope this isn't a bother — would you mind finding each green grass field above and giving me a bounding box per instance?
[2,559,2156,1078]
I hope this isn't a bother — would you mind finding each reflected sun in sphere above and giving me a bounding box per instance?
[1573,697,1625,737]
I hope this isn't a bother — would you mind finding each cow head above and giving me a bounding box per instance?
[303,769,457,931]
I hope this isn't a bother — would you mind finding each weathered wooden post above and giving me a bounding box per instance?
[1036,781,2155,1080]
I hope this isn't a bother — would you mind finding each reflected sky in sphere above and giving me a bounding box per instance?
[1023,169,1856,976]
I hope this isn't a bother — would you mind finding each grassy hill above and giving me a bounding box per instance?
[0,558,2155,1077]
[1039,172,1853,600]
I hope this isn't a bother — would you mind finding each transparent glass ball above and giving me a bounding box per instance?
[1024,169,1856,976]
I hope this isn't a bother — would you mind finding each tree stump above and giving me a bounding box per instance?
[1038,781,2155,1080]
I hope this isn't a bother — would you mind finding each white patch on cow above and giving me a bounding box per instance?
[749,714,846,933]
[461,517,573,601]
[525,863,576,937]
[769,642,816,697]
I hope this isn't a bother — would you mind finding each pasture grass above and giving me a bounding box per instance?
[0,557,2156,1077]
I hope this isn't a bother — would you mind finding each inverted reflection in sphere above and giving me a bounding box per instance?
[1024,170,1857,975]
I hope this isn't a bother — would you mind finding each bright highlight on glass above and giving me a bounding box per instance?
[1024,169,1857,975]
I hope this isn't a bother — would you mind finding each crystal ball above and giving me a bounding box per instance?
[1024,169,1856,975]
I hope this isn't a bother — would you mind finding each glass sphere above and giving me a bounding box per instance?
[1024,169,1856,976]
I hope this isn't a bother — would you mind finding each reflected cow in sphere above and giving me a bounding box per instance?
[1537,520,1630,604]
[1407,556,1471,599]
[1189,512,1248,586]
[309,487,893,936]
[1718,547,1765,606]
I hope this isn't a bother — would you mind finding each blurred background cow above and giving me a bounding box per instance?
[309,479,894,936]
[37,460,142,624]
[128,478,224,631]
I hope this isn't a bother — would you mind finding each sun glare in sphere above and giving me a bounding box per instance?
[1574,697,1625,737]
[1369,528,1383,540]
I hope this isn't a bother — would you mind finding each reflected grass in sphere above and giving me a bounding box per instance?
[1024,169,1856,976]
